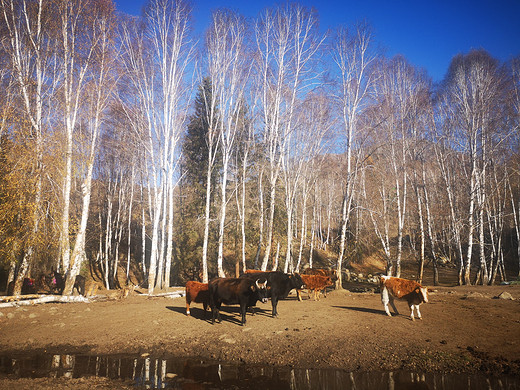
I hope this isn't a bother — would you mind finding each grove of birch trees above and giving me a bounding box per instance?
[1,0,519,295]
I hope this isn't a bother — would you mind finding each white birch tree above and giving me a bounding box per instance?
[120,0,194,293]
[331,21,376,285]
[254,3,324,271]
[0,0,56,294]
[441,50,506,284]
[63,0,117,294]
[206,9,250,277]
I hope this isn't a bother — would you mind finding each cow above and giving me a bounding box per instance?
[301,268,338,298]
[74,275,86,296]
[185,281,209,317]
[299,274,333,301]
[46,271,65,294]
[209,277,268,325]
[380,275,429,321]
[7,278,37,296]
[302,267,338,280]
[45,271,86,295]
[241,271,304,317]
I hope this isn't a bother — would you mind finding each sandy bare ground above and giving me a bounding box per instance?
[0,282,519,389]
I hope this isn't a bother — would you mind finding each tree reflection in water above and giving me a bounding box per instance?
[0,353,517,389]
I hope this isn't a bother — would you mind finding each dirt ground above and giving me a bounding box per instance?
[0,281,520,388]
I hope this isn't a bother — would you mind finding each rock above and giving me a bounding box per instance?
[462,292,484,299]
[494,291,514,300]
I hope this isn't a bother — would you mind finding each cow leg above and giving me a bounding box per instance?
[271,297,279,317]
[409,304,416,321]
[186,301,191,316]
[211,302,222,324]
[203,302,208,318]
[389,295,399,316]
[414,304,422,320]
[296,289,303,302]
[240,303,247,325]
[211,307,222,324]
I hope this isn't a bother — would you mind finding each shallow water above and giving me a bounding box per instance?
[0,353,518,389]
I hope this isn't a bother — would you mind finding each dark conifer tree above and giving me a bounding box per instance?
[178,78,221,281]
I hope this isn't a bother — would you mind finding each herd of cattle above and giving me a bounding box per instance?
[185,268,429,325]
[7,270,86,297]
[6,267,429,324]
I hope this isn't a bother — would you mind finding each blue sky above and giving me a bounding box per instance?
[115,0,520,82]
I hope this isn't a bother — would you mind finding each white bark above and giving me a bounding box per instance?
[206,10,250,277]
[58,0,102,274]
[1,0,51,294]
[0,295,89,308]
[64,8,117,294]
[121,0,194,293]
[255,4,324,271]
[331,22,376,287]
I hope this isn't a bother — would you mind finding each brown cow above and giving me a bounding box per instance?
[302,267,338,279]
[185,281,209,317]
[301,268,338,298]
[298,274,333,301]
[380,275,429,321]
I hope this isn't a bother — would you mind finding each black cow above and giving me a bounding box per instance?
[45,271,85,295]
[74,275,86,296]
[209,277,268,325]
[46,271,65,294]
[241,271,304,317]
[7,278,37,296]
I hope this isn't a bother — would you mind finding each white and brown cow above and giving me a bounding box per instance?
[380,275,428,321]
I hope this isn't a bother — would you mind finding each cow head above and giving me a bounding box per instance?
[415,286,429,303]
[420,287,429,303]
[291,273,305,289]
[254,278,268,303]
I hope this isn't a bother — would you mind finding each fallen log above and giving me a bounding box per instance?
[0,295,89,308]
[142,290,185,298]
[0,294,45,302]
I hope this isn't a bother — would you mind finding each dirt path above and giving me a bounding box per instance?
[1,284,519,388]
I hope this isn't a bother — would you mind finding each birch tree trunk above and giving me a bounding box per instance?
[121,0,193,293]
[58,0,102,274]
[1,0,51,294]
[254,167,265,269]
[64,5,116,294]
[331,22,375,287]
[255,4,324,271]
[206,10,250,277]
[441,50,505,285]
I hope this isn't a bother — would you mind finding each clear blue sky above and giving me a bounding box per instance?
[114,0,520,82]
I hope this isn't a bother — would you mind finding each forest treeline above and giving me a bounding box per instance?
[0,0,519,295]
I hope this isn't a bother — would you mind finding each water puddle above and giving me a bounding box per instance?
[0,353,518,389]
